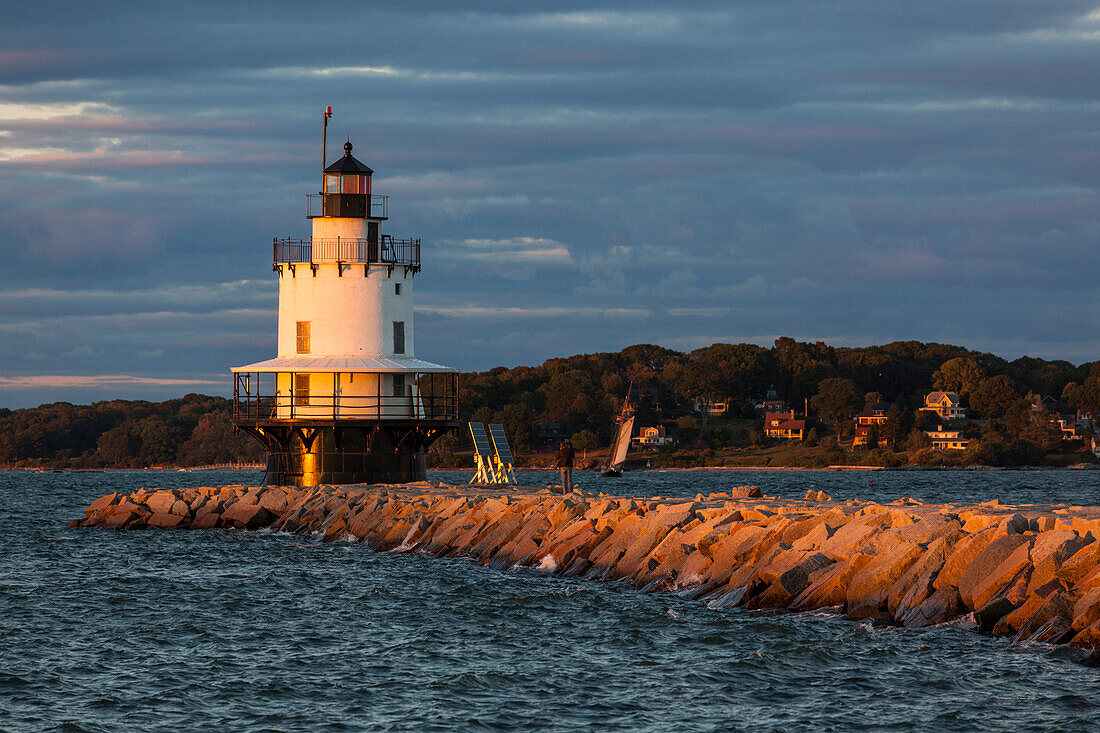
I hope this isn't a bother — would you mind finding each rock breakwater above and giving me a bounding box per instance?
[74,483,1100,655]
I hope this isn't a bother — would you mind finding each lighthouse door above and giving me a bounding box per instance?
[368,222,379,261]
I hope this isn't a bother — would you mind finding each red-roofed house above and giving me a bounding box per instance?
[764,410,805,440]
[853,402,893,447]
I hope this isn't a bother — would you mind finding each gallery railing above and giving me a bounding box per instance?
[272,236,420,268]
[232,372,458,422]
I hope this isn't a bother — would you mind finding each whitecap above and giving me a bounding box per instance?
[394,523,421,552]
[674,573,703,589]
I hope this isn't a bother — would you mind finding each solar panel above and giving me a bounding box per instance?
[468,422,493,456]
[488,423,514,465]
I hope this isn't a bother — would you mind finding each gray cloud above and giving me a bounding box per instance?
[0,1,1098,407]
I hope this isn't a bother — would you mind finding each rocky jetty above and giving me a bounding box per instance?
[74,483,1100,654]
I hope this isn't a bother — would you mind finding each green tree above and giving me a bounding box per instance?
[810,377,861,425]
[572,429,599,453]
[691,342,771,400]
[620,344,679,386]
[471,406,494,425]
[864,425,879,450]
[176,411,263,465]
[773,337,838,402]
[882,403,911,446]
[969,375,1024,418]
[136,416,181,466]
[664,358,724,431]
[906,428,931,453]
[1065,363,1100,414]
[500,403,534,454]
[97,424,140,467]
[932,357,985,397]
[675,415,699,430]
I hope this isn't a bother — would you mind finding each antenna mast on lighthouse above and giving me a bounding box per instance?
[321,105,332,194]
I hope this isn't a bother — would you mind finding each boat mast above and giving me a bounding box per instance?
[605,381,634,470]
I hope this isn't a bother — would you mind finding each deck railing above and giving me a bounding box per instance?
[273,236,420,268]
[232,372,458,422]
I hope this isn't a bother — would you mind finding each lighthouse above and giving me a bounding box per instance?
[231,110,459,486]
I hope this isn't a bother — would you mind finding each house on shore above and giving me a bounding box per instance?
[632,425,673,448]
[920,391,965,420]
[694,397,731,417]
[764,410,805,440]
[754,385,786,413]
[1029,393,1059,413]
[926,425,971,451]
[536,423,566,450]
[1055,413,1093,442]
[853,402,892,447]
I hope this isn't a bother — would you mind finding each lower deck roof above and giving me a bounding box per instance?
[231,356,457,374]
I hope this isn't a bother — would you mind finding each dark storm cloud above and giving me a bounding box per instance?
[1,1,1098,406]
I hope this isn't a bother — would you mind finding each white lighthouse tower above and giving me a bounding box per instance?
[231,109,459,485]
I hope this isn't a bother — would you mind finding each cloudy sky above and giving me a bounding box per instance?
[2,1,1099,408]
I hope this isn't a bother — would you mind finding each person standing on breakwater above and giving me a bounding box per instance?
[556,439,575,493]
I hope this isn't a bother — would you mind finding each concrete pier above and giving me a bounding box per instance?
[74,483,1100,654]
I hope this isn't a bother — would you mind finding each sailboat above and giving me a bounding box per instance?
[600,386,635,478]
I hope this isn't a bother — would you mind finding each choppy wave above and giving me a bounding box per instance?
[2,468,1100,731]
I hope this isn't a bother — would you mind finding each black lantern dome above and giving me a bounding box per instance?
[325,140,374,176]
[321,140,378,218]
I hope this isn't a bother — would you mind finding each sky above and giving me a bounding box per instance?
[1,1,1099,408]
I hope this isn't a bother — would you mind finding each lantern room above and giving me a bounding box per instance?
[321,140,380,219]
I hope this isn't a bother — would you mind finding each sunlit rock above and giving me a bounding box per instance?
[791,552,875,610]
[730,486,762,498]
[934,529,997,592]
[148,512,187,529]
[846,538,924,611]
[72,482,1100,654]
[958,534,1033,609]
[220,502,274,530]
[970,539,1034,611]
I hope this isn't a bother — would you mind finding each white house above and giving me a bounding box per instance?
[920,391,965,420]
[925,425,971,451]
[632,425,674,448]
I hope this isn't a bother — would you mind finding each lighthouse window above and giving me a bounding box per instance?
[393,373,405,397]
[296,321,311,354]
[394,283,402,295]
[294,374,310,406]
[393,321,405,354]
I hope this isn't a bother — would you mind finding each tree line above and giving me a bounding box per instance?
[449,339,1099,453]
[0,394,263,468]
[2,339,1098,468]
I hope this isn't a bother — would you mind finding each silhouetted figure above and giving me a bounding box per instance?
[556,439,575,493]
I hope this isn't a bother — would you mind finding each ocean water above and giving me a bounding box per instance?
[3,468,1100,732]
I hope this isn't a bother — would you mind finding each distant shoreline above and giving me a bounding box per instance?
[4,463,1096,474]
[644,464,1099,472]
[1,465,264,472]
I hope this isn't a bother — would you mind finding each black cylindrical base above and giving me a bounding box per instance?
[237,422,450,486]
